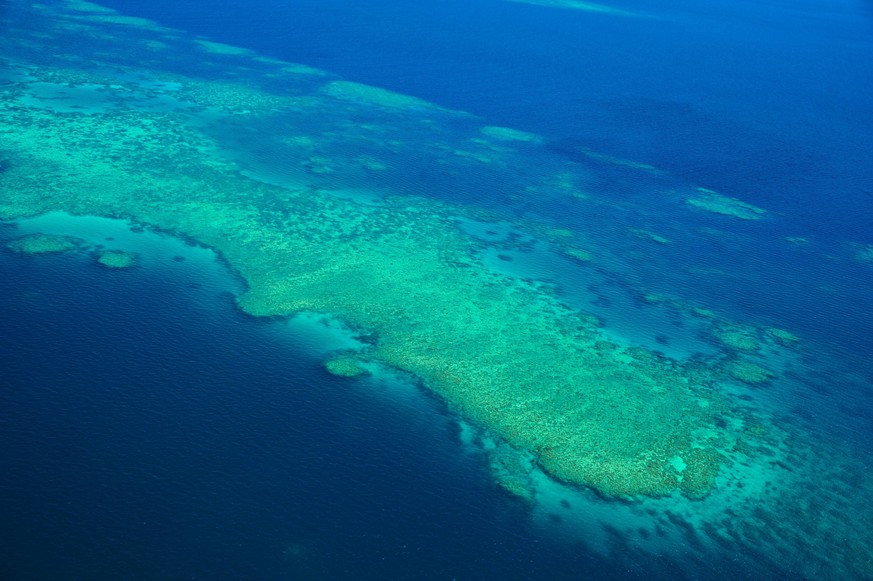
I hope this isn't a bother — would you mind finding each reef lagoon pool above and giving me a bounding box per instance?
[1,1,872,579]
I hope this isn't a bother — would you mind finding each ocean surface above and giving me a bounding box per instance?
[0,217,584,580]
[1,0,872,579]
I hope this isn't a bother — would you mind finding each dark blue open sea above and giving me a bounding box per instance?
[0,221,581,580]
[1,0,872,579]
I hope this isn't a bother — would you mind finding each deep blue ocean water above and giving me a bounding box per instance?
[96,0,873,238]
[0,222,772,580]
[0,225,578,580]
[2,0,873,579]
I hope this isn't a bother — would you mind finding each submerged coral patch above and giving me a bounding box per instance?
[562,246,593,263]
[320,81,439,111]
[728,360,775,384]
[686,188,766,220]
[766,327,799,346]
[853,244,873,264]
[480,125,543,143]
[6,233,82,254]
[194,39,255,57]
[96,250,136,269]
[324,355,370,378]
[504,0,650,18]
[713,324,761,352]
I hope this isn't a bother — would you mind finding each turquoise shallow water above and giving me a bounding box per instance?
[2,0,873,578]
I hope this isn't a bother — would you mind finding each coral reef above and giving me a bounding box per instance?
[321,81,438,111]
[324,355,370,378]
[6,233,81,254]
[713,324,761,352]
[480,126,542,143]
[4,6,873,576]
[504,0,648,18]
[96,250,136,269]
[488,442,537,502]
[728,360,775,384]
[686,188,766,220]
[562,246,593,263]
[628,228,670,245]
[766,327,799,346]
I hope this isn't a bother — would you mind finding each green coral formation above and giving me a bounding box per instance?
[194,39,255,57]
[488,442,537,502]
[324,355,370,378]
[640,292,668,305]
[766,327,799,346]
[96,250,136,269]
[728,360,775,384]
[686,188,766,220]
[524,171,589,201]
[173,77,301,114]
[573,147,662,173]
[66,0,115,13]
[628,228,670,245]
[562,246,593,263]
[480,126,542,143]
[6,233,81,254]
[677,447,722,499]
[853,244,873,263]
[713,324,761,352]
[321,81,439,111]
